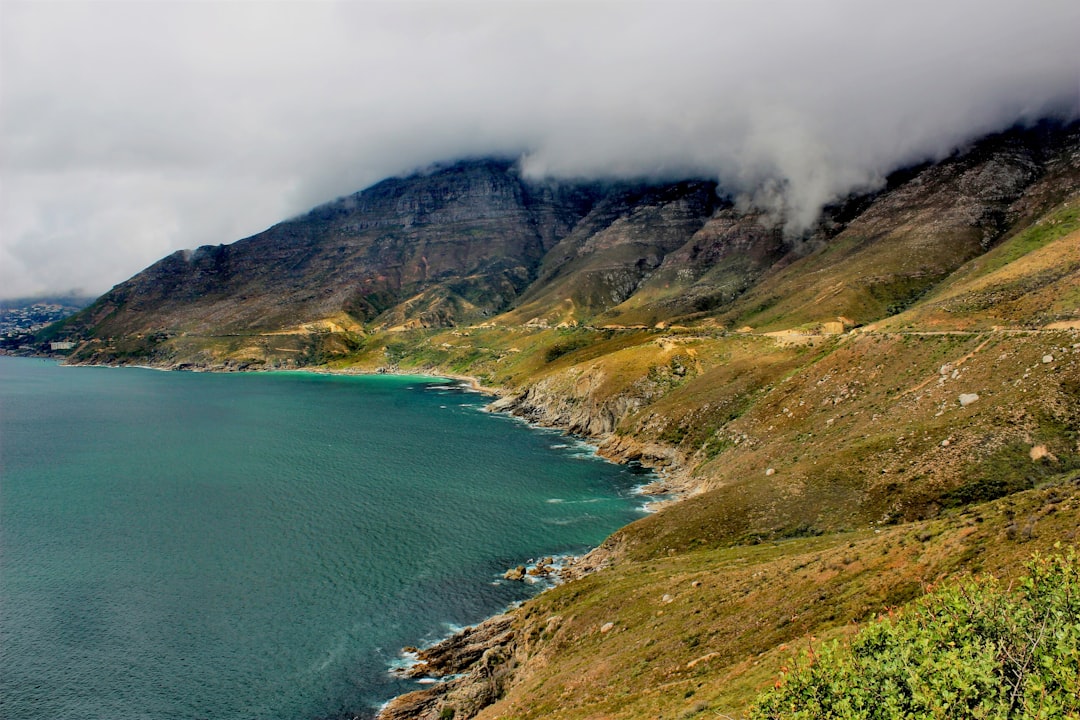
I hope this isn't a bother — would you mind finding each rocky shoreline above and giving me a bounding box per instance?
[371,381,689,719]
[379,614,517,720]
[376,537,630,720]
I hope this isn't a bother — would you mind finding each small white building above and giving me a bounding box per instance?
[50,341,76,351]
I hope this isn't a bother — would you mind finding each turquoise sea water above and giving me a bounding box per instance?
[0,358,648,719]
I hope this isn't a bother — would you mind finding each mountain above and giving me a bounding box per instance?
[41,119,1080,719]
[50,120,1079,369]
[60,159,598,335]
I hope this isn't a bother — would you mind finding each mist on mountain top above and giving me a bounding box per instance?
[2,0,1078,297]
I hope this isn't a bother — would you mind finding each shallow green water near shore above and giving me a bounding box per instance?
[0,358,648,719]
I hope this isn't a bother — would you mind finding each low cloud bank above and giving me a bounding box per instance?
[2,0,1078,295]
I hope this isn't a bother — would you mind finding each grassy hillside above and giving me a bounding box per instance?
[881,207,1080,330]
[479,482,1079,720]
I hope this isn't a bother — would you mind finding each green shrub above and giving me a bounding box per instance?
[750,546,1079,719]
[543,335,591,363]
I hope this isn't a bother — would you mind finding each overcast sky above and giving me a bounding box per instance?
[2,0,1078,298]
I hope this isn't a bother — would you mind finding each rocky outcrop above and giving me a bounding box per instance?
[400,614,516,680]
[377,538,634,720]
[488,363,693,488]
[380,614,518,720]
[489,377,642,438]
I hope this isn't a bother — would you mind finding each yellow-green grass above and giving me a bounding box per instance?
[881,202,1080,330]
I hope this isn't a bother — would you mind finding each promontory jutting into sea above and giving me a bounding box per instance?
[0,359,649,719]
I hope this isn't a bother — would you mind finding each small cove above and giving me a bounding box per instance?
[0,358,650,719]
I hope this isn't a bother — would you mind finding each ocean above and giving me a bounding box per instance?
[0,358,648,719]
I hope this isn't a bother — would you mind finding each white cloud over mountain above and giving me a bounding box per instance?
[2,0,1077,296]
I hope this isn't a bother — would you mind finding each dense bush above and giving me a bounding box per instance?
[751,546,1079,719]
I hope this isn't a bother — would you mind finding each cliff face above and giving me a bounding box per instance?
[63,159,604,339]
[502,181,724,324]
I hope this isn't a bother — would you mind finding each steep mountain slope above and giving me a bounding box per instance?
[502,181,724,325]
[60,159,602,339]
[880,203,1080,330]
[714,122,1080,332]
[597,206,787,327]
[602,120,1080,331]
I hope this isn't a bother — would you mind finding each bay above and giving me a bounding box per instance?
[0,357,648,719]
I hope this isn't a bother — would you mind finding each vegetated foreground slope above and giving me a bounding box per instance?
[373,313,1080,719]
[383,482,1078,720]
[41,120,1080,719]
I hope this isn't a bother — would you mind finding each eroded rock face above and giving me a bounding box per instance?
[63,160,606,340]
[490,365,661,440]
[380,614,517,720]
[400,614,516,680]
[506,181,724,321]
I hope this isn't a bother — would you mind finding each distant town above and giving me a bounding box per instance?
[0,297,92,355]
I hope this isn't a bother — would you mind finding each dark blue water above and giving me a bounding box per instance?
[0,358,648,719]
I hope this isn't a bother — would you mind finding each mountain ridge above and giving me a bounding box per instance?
[45,119,1080,369]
